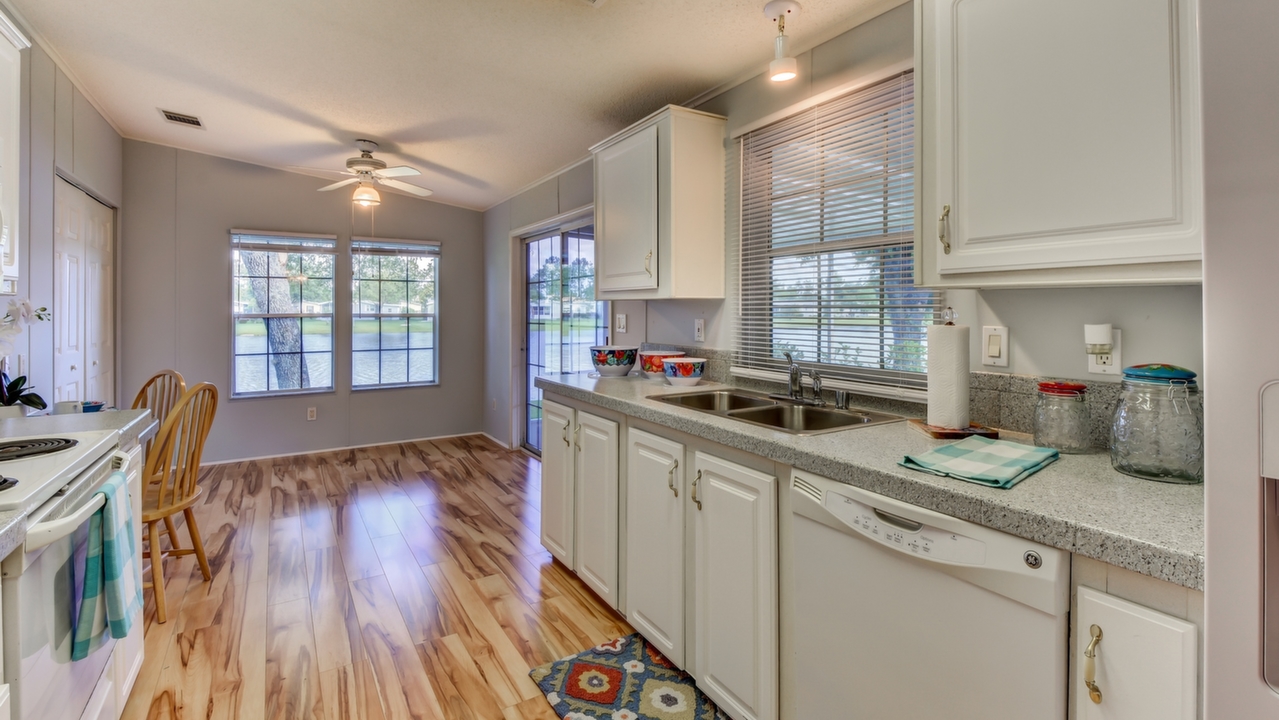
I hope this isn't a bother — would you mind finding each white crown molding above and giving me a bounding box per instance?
[482,154,592,213]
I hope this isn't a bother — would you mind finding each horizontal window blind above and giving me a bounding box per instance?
[738,70,942,390]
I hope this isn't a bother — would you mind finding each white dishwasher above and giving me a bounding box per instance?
[787,471,1069,719]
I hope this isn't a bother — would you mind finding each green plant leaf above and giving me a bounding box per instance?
[5,375,25,399]
[17,393,46,410]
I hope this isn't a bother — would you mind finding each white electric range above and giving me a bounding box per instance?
[0,428,142,720]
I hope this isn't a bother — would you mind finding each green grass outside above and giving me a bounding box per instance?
[235,318,434,336]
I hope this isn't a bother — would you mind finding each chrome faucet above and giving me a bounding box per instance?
[809,370,825,406]
[782,352,803,399]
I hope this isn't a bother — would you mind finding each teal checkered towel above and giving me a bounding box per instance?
[73,471,143,660]
[900,436,1059,489]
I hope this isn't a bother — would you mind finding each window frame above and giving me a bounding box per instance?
[350,236,441,390]
[735,71,942,397]
[229,230,337,399]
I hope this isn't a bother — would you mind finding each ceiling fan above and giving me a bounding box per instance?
[312,139,432,203]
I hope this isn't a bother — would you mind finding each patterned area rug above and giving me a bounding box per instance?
[530,634,730,720]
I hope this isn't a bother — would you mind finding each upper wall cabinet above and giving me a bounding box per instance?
[592,106,726,299]
[915,0,1203,287]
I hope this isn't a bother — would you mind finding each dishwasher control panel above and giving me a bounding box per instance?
[824,490,988,565]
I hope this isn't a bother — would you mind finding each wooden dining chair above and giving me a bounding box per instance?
[141,382,217,624]
[132,370,187,555]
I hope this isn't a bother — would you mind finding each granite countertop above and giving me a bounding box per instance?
[536,372,1205,590]
[0,409,160,560]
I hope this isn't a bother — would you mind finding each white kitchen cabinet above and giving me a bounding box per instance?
[1074,586,1197,720]
[625,428,686,666]
[573,411,619,609]
[916,0,1203,287]
[692,452,777,720]
[540,399,576,568]
[592,105,726,300]
[114,444,145,714]
[80,664,116,720]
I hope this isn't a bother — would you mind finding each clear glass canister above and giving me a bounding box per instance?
[1034,382,1091,453]
[1110,377,1204,484]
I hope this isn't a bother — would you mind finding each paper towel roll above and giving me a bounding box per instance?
[928,324,970,429]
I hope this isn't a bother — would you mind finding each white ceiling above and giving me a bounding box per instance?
[8,0,891,210]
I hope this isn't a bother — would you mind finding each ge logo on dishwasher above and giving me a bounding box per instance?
[1023,550,1043,569]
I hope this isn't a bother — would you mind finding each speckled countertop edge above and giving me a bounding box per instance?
[536,373,1204,590]
[0,509,25,560]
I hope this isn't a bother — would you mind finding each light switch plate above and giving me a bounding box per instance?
[981,326,1009,367]
[694,318,705,342]
[1087,328,1122,375]
[615,313,627,333]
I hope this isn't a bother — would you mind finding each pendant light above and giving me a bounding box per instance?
[764,1,801,82]
[352,183,381,207]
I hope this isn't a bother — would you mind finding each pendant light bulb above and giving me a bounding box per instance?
[764,0,801,82]
[352,183,381,207]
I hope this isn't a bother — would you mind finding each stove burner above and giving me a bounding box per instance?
[0,477,17,492]
[0,438,79,462]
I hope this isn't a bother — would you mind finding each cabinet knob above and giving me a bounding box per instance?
[70,365,76,371]
[1083,624,1103,704]
[938,205,952,254]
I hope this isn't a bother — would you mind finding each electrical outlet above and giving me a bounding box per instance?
[615,313,627,333]
[307,407,317,421]
[694,318,705,342]
[1087,329,1122,375]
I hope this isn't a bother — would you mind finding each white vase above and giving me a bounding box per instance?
[0,405,28,419]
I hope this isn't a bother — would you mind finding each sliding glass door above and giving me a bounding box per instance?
[524,224,608,453]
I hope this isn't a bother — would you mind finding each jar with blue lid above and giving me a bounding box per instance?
[1110,364,1203,484]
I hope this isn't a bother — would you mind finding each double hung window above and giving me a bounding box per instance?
[737,71,943,393]
[351,238,440,388]
[231,231,336,397]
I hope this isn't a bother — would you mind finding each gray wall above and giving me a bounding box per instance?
[482,160,593,447]
[12,36,123,411]
[122,141,485,462]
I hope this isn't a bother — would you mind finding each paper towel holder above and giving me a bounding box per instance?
[941,306,958,326]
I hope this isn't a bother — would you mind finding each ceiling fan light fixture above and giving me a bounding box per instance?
[353,183,381,207]
[764,0,801,83]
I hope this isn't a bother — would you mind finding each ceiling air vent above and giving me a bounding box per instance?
[159,109,203,129]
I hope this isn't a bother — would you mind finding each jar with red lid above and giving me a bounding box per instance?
[1034,381,1091,453]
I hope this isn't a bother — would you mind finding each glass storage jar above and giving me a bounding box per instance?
[1034,382,1091,453]
[1110,364,1204,484]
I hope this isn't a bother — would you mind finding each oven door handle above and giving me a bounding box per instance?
[25,451,131,552]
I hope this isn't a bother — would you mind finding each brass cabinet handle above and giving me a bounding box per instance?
[667,459,679,498]
[939,205,952,254]
[644,250,653,277]
[573,424,581,451]
[1083,624,1103,704]
[562,423,570,447]
[692,470,703,510]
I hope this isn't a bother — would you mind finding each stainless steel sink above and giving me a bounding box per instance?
[659,390,778,412]
[655,390,903,435]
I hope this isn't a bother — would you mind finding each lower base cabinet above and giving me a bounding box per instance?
[626,428,687,666]
[691,452,778,720]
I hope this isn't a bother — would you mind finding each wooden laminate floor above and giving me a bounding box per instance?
[123,434,632,720]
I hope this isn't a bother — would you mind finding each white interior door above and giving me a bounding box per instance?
[573,410,619,609]
[692,452,777,720]
[626,428,686,666]
[84,194,114,407]
[53,178,85,403]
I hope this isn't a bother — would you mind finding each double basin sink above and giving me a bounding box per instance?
[655,389,904,436]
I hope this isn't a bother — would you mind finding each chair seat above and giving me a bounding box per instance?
[141,480,202,523]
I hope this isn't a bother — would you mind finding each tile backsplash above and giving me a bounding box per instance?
[970,371,1121,449]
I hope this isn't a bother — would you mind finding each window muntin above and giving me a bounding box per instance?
[351,238,439,388]
[738,71,943,391]
[231,232,336,397]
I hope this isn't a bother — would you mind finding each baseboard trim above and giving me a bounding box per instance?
[204,430,498,466]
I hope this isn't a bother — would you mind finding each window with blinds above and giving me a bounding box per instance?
[738,71,942,392]
[351,238,440,388]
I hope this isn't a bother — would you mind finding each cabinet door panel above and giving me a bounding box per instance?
[540,400,575,567]
[925,0,1201,275]
[575,411,619,609]
[1076,586,1197,720]
[693,452,777,720]
[625,428,686,666]
[596,124,658,292]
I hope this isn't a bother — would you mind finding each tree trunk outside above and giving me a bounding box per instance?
[242,252,310,389]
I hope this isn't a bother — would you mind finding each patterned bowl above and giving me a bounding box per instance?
[638,350,685,378]
[590,346,639,377]
[663,357,707,387]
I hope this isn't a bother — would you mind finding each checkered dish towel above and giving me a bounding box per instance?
[899,436,1059,489]
[73,471,143,660]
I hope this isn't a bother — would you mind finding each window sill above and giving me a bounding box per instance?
[230,387,336,400]
[728,366,928,403]
[351,382,440,392]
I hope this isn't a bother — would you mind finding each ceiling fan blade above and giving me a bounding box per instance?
[317,178,360,192]
[288,165,353,176]
[376,166,421,178]
[377,178,433,197]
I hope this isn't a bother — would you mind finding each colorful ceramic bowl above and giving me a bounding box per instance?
[639,350,685,378]
[81,401,105,413]
[590,346,639,377]
[663,357,707,387]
